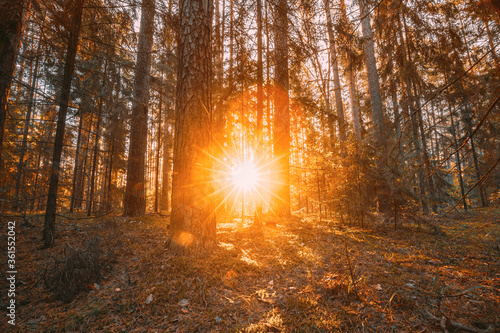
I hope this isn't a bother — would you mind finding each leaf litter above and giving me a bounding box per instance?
[1,210,499,332]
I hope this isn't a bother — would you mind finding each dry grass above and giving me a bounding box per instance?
[1,209,499,332]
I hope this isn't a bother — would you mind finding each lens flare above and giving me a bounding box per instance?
[231,162,258,190]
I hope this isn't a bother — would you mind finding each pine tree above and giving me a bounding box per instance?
[0,0,28,172]
[43,0,85,247]
[123,0,156,216]
[169,0,215,254]
[272,0,290,218]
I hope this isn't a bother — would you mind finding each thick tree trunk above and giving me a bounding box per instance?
[272,0,290,218]
[254,0,263,225]
[170,0,215,255]
[43,0,84,247]
[123,0,155,216]
[323,0,346,142]
[0,0,27,172]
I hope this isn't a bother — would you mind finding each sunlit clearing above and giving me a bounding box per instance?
[231,162,258,190]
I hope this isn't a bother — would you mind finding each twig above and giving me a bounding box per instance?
[424,309,495,333]
[344,238,358,297]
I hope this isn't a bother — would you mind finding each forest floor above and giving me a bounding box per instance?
[1,208,499,332]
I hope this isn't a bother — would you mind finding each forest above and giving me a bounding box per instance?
[0,0,500,331]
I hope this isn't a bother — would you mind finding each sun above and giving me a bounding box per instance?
[231,162,258,190]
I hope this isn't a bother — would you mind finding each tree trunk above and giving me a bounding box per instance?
[272,0,290,218]
[123,0,155,216]
[75,111,93,210]
[358,0,390,212]
[391,83,404,164]
[104,137,114,213]
[449,101,467,212]
[265,0,272,158]
[461,104,488,207]
[323,0,346,142]
[358,0,386,149]
[87,96,103,216]
[254,0,264,225]
[43,0,84,247]
[14,39,41,211]
[348,63,361,139]
[70,108,84,213]
[397,14,431,213]
[0,0,28,172]
[161,117,170,212]
[154,87,162,213]
[170,0,215,255]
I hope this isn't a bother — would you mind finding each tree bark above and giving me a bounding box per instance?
[340,0,361,139]
[323,0,346,142]
[272,0,290,218]
[358,0,390,212]
[0,0,28,172]
[43,0,84,247]
[254,0,264,225]
[170,0,215,255]
[123,0,155,216]
[358,0,386,149]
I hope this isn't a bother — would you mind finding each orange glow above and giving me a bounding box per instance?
[231,162,259,190]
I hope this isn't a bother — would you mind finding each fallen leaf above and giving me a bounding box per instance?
[179,299,189,307]
[375,284,383,290]
[145,294,153,304]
